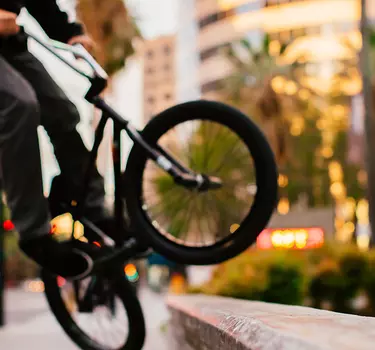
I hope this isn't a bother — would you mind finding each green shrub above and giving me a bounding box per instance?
[193,249,306,305]
[309,263,342,310]
[190,243,375,316]
[336,249,368,312]
[308,248,368,313]
[262,261,305,305]
[363,250,375,313]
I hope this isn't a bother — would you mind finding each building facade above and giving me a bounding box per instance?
[142,36,177,123]
[193,0,375,246]
[195,0,371,99]
[141,0,201,116]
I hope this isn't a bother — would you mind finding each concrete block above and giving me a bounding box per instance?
[167,294,375,350]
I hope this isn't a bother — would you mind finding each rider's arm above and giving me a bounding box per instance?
[25,0,84,43]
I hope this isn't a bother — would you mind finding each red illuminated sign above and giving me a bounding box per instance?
[257,227,324,250]
[3,220,15,231]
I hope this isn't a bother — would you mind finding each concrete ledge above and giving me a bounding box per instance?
[166,294,375,350]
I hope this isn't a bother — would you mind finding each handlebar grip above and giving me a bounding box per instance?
[22,28,108,80]
[72,43,85,50]
[71,43,87,56]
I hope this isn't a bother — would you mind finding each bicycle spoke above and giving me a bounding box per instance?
[176,193,196,242]
[60,279,129,350]
[142,119,255,247]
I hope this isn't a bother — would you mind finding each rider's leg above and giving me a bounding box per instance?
[9,51,133,245]
[0,54,93,279]
[6,50,108,221]
[11,51,130,243]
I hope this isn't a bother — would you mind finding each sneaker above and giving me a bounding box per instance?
[20,234,94,280]
[48,175,133,244]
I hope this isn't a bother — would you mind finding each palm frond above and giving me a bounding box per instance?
[239,38,253,53]
[279,42,288,56]
[225,45,247,70]
[262,33,271,54]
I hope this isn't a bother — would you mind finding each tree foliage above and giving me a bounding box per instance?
[76,0,141,76]
[221,34,366,208]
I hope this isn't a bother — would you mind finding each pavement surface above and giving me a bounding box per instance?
[0,284,170,349]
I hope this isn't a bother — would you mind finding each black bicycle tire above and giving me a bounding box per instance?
[124,100,278,265]
[41,269,146,350]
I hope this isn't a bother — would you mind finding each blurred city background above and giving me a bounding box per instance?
[3,0,375,348]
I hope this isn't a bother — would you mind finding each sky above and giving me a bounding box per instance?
[56,0,178,38]
[125,0,178,39]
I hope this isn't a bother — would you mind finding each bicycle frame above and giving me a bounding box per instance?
[25,30,212,270]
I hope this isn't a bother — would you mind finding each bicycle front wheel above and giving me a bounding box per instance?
[124,100,278,265]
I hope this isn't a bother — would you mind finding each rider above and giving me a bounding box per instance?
[0,3,118,279]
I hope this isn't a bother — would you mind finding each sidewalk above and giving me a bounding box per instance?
[0,285,169,349]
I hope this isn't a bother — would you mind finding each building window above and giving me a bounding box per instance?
[265,0,277,6]
[199,1,277,29]
[164,45,171,55]
[146,67,154,74]
[279,31,291,42]
[147,96,155,104]
[200,47,219,61]
[198,13,219,28]
[306,26,320,35]
[236,1,261,14]
[200,43,230,61]
[201,79,223,94]
[165,93,172,100]
[338,22,355,32]
[146,50,153,59]
[266,0,302,6]
[291,28,306,39]
[269,32,279,41]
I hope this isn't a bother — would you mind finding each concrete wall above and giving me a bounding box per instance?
[167,294,375,350]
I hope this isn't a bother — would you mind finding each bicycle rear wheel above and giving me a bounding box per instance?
[124,100,278,265]
[42,269,145,350]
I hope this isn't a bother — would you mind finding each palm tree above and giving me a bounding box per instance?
[222,34,357,164]
[221,35,313,166]
[221,34,363,210]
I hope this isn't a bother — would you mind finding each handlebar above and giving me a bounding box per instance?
[23,28,108,81]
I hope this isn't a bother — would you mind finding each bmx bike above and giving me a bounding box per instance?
[25,27,278,350]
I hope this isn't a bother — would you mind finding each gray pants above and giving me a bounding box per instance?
[0,49,105,241]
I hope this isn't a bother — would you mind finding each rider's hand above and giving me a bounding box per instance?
[68,34,96,54]
[0,9,19,36]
